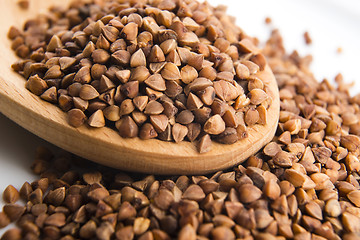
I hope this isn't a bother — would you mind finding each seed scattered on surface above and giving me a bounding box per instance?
[304,31,312,45]
[204,114,226,135]
[248,88,268,105]
[140,123,158,140]
[273,151,296,167]
[117,116,139,138]
[3,204,25,222]
[3,185,20,204]
[47,35,62,52]
[216,127,238,144]
[112,50,131,66]
[67,109,87,128]
[180,65,198,84]
[0,212,10,228]
[161,62,181,81]
[144,100,164,115]
[74,66,91,84]
[87,110,105,128]
[40,86,57,103]
[91,49,110,64]
[79,84,99,101]
[238,184,262,203]
[130,49,146,68]
[198,134,212,153]
[25,75,47,96]
[1,228,21,240]
[144,74,166,92]
[150,114,168,133]
[172,123,188,143]
[176,110,194,125]
[245,108,260,126]
[121,22,138,41]
[347,190,360,207]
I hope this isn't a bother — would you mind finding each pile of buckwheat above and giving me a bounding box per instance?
[2,0,360,240]
[8,0,273,153]
[1,26,360,239]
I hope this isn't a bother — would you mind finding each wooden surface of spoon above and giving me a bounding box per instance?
[0,0,280,175]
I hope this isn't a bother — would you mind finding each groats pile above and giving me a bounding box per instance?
[2,27,360,239]
[8,0,273,153]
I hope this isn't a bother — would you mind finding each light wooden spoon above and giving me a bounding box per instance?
[0,0,279,175]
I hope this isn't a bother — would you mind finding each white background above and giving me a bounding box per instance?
[1,0,360,236]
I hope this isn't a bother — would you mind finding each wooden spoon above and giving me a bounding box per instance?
[0,0,279,175]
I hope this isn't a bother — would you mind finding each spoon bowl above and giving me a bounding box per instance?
[0,0,279,175]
